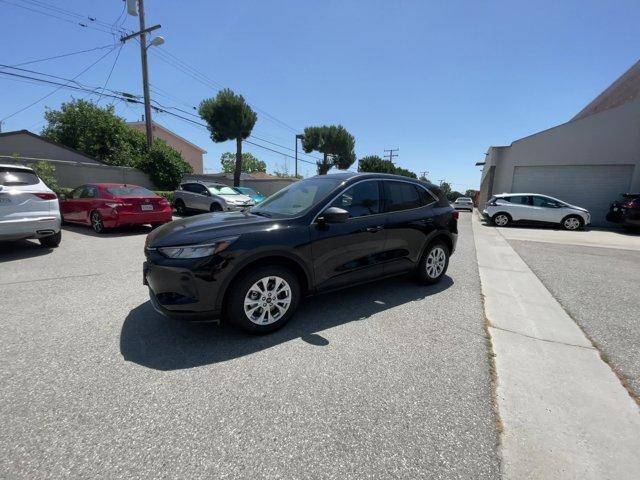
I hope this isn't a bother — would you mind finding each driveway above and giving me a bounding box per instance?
[0,213,499,479]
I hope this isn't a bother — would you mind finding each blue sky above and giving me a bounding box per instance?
[1,0,639,191]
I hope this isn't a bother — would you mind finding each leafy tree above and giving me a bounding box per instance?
[220,152,266,173]
[448,191,463,201]
[301,125,356,175]
[199,89,257,186]
[358,155,395,174]
[28,160,59,192]
[393,166,417,179]
[42,99,147,167]
[135,139,193,190]
[439,181,452,198]
[358,155,417,178]
[465,189,477,198]
[41,98,192,189]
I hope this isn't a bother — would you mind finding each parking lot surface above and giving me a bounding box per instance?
[509,237,640,399]
[0,213,499,479]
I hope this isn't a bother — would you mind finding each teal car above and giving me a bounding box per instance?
[233,186,266,204]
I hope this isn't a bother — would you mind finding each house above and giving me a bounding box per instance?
[128,121,206,174]
[478,60,640,226]
[183,172,298,197]
[0,130,154,189]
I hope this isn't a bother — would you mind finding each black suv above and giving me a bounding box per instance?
[144,173,458,333]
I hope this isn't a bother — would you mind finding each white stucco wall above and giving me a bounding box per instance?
[480,98,640,205]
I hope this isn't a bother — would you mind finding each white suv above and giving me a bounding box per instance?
[0,164,62,247]
[483,193,590,230]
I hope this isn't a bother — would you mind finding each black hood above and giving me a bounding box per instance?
[146,211,274,248]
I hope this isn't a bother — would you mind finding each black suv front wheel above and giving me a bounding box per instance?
[227,265,301,334]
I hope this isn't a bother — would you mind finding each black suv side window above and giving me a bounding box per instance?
[384,181,422,212]
[330,181,380,218]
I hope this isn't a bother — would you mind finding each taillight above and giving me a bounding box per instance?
[33,192,57,200]
[452,211,459,219]
[159,199,169,206]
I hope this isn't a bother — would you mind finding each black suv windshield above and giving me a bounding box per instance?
[251,177,343,217]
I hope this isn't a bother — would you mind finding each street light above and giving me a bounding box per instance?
[295,134,304,178]
[148,36,165,48]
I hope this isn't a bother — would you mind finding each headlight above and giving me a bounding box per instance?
[157,237,238,259]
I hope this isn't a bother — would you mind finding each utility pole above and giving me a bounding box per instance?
[294,133,304,178]
[383,148,399,163]
[122,0,163,148]
[420,170,429,179]
[137,0,153,147]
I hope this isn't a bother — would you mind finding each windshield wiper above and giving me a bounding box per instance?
[251,210,272,218]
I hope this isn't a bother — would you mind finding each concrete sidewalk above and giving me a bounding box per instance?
[472,213,640,480]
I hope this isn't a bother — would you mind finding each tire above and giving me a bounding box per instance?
[561,215,583,231]
[90,211,105,233]
[416,241,450,285]
[39,230,61,248]
[174,199,187,216]
[492,212,511,227]
[227,265,301,334]
[210,203,223,212]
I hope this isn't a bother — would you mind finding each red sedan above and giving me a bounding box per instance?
[60,183,173,233]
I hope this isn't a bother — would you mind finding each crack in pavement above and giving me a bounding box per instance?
[488,324,596,350]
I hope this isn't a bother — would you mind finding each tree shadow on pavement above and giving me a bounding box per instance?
[120,274,453,371]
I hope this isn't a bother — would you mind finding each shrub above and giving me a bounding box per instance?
[154,191,174,203]
[28,161,59,192]
[135,139,193,190]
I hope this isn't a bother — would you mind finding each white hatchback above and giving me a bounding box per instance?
[483,193,590,230]
[0,164,62,247]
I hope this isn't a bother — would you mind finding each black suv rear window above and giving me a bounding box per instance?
[385,181,422,212]
[0,168,39,186]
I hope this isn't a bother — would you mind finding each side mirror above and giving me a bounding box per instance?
[318,206,349,224]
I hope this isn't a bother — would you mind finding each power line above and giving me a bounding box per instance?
[97,44,125,104]
[0,47,118,122]
[9,44,115,67]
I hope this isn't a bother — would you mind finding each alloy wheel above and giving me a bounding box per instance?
[564,217,581,230]
[425,246,446,279]
[243,276,292,325]
[91,212,103,233]
[494,214,509,227]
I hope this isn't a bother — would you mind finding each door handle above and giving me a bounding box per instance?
[366,225,384,233]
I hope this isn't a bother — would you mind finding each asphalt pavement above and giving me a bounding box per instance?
[508,239,640,398]
[0,213,499,479]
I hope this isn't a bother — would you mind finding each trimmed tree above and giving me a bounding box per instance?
[220,152,266,173]
[301,125,356,175]
[199,89,257,187]
[358,155,417,178]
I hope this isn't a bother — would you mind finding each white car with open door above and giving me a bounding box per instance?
[482,193,590,230]
[0,164,61,247]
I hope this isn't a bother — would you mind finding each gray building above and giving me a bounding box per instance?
[479,60,640,226]
[0,130,154,189]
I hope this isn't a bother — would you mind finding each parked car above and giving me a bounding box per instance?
[483,193,590,230]
[144,172,458,334]
[233,186,266,204]
[59,183,172,233]
[173,181,255,215]
[452,197,474,211]
[0,164,61,247]
[606,193,640,230]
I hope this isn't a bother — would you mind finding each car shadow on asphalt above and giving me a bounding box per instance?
[0,240,53,262]
[62,224,154,238]
[120,274,454,371]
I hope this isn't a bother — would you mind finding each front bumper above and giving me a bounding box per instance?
[143,257,224,321]
[0,215,61,241]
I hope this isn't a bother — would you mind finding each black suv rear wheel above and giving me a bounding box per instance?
[227,265,301,334]
[416,241,449,284]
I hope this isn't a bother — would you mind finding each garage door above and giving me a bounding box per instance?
[512,165,634,226]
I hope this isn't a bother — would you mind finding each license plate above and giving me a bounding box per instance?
[141,204,153,211]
